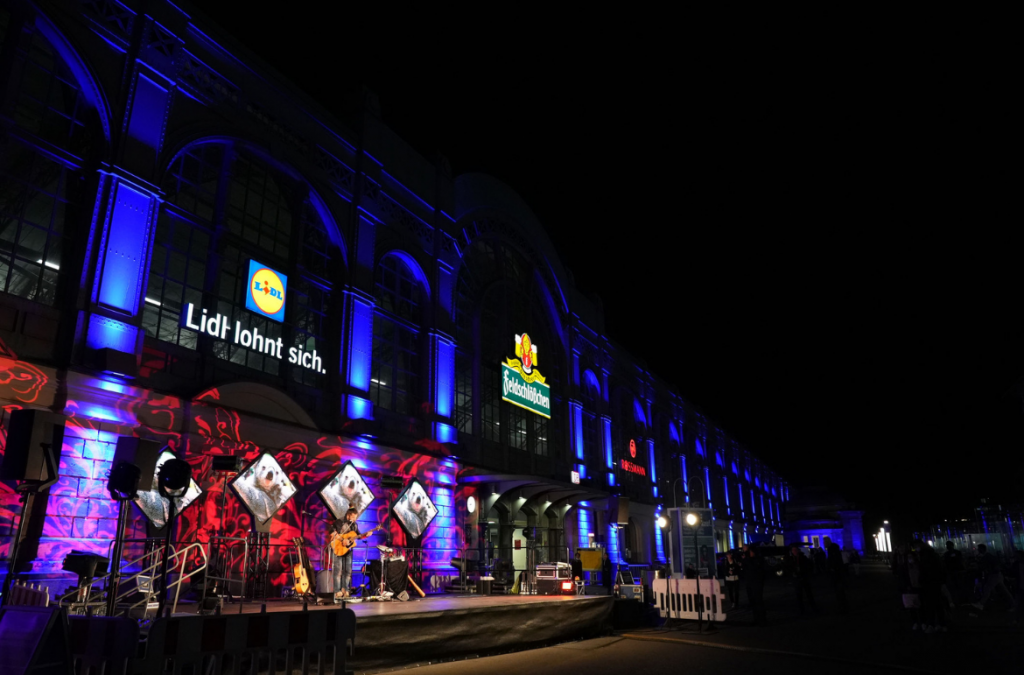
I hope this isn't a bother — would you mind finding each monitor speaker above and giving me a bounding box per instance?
[396,590,410,602]
[609,496,629,526]
[0,409,64,482]
[113,438,163,491]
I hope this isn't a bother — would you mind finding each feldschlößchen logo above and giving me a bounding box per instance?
[245,260,288,322]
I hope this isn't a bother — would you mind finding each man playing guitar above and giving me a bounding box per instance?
[330,507,378,602]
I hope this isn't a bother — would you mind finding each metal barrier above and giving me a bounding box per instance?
[138,607,356,675]
[69,615,139,675]
[6,580,50,606]
[653,577,727,623]
[58,541,208,617]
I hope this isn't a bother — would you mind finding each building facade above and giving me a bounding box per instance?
[0,0,787,594]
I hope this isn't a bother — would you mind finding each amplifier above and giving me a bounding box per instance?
[617,584,643,601]
[536,578,574,595]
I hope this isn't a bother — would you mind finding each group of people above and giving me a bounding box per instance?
[718,536,850,625]
[893,540,1023,632]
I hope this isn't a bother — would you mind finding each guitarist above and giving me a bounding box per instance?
[330,507,364,602]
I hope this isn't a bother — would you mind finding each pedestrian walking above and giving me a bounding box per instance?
[724,551,742,610]
[785,545,817,614]
[823,536,849,614]
[972,544,1016,612]
[745,547,767,625]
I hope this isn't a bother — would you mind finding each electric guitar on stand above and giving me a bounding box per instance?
[330,524,383,556]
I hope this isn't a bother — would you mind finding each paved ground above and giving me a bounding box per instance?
[354,561,1021,675]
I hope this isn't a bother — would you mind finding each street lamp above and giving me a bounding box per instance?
[657,515,668,529]
[685,511,705,633]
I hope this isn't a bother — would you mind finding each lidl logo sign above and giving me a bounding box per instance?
[245,260,287,322]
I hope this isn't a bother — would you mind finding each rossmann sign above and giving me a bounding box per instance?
[180,260,325,374]
[621,439,646,476]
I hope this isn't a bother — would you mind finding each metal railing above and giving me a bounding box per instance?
[58,540,208,618]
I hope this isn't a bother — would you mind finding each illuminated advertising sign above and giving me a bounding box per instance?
[621,438,646,476]
[501,333,551,418]
[180,260,324,374]
[245,260,287,322]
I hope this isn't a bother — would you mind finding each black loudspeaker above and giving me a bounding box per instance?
[0,409,64,482]
[113,438,162,491]
[211,455,244,473]
[396,591,410,602]
[608,496,629,526]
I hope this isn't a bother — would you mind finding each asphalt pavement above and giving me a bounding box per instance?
[354,561,1021,675]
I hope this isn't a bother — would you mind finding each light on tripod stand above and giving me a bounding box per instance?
[107,462,141,500]
[158,458,192,495]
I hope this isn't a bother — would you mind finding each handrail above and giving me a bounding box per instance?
[58,541,208,618]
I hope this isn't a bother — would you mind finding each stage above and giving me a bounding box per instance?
[177,594,615,671]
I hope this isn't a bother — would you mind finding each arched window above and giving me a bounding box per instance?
[0,8,101,305]
[581,369,601,465]
[143,141,337,393]
[370,253,425,415]
[455,239,563,458]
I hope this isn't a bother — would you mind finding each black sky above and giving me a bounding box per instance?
[195,4,1022,531]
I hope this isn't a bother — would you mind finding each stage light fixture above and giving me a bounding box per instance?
[107,461,141,500]
[159,458,192,493]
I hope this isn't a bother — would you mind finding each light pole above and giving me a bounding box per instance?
[685,511,704,633]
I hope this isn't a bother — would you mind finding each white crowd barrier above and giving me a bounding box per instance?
[652,577,727,622]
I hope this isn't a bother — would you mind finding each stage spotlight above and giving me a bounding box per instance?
[108,461,141,500]
[685,512,700,527]
[159,458,192,493]
[657,515,668,529]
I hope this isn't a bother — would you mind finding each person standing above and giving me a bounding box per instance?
[745,547,767,625]
[972,544,1016,612]
[1010,550,1024,626]
[823,536,849,614]
[724,552,742,610]
[785,545,817,614]
[943,541,965,604]
[813,546,827,575]
[330,507,361,602]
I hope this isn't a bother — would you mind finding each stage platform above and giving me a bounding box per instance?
[179,594,614,671]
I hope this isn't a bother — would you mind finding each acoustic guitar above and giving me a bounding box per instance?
[330,524,383,556]
[291,537,315,596]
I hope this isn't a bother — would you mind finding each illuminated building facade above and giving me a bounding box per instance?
[0,0,786,594]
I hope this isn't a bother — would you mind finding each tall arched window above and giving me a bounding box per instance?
[455,238,563,458]
[581,369,601,468]
[0,8,101,305]
[143,141,338,393]
[370,253,425,416]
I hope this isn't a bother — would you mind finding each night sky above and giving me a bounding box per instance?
[195,4,1021,533]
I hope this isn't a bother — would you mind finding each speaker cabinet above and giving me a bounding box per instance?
[0,409,64,482]
[113,438,163,491]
